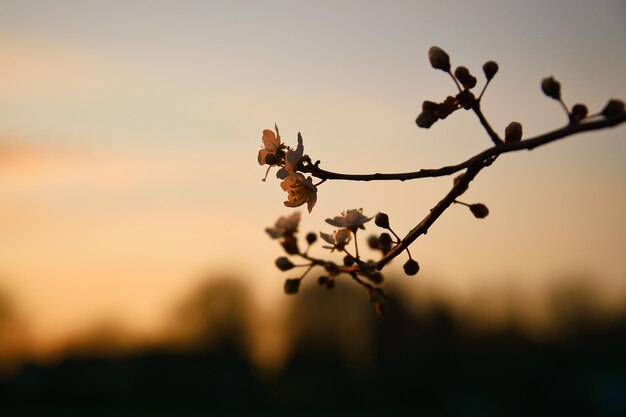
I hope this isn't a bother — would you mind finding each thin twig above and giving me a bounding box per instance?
[472,101,503,145]
[301,112,626,182]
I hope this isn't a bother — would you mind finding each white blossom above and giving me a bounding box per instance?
[280,173,317,213]
[265,211,301,239]
[326,209,372,230]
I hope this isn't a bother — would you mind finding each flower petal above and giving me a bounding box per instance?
[306,190,317,213]
[304,176,317,213]
[280,174,297,191]
[276,167,289,179]
[262,129,279,152]
[286,193,306,207]
[320,232,335,245]
[283,133,304,174]
[326,209,371,228]
[265,227,282,239]
[258,148,269,165]
[275,212,300,230]
[325,217,346,227]
[335,228,352,244]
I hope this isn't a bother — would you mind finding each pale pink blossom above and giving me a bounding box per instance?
[280,173,317,213]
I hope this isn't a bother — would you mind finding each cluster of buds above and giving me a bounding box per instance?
[258,125,319,213]
[417,46,625,142]
[416,46,499,129]
[266,209,421,313]
[367,212,419,276]
[540,76,624,125]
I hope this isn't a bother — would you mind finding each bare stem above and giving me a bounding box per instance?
[299,264,315,279]
[558,98,571,121]
[377,163,484,269]
[478,79,491,101]
[446,71,462,93]
[349,272,373,291]
[472,101,503,145]
[353,229,360,259]
[301,112,626,182]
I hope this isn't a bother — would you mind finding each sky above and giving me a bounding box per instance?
[0,0,625,348]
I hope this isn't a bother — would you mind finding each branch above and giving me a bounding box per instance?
[302,112,626,182]
[376,162,485,269]
[472,100,503,145]
[373,112,626,269]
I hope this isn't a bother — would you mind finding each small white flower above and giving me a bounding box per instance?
[320,228,352,251]
[258,124,283,166]
[280,173,317,213]
[265,211,301,239]
[326,209,372,231]
[276,133,304,180]
[258,124,286,181]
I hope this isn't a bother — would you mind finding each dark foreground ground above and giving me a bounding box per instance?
[2,284,625,417]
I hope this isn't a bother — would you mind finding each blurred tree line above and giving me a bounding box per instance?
[0,276,625,417]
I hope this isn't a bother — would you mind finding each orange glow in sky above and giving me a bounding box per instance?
[0,0,625,351]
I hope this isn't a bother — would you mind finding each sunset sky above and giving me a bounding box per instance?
[1,0,625,347]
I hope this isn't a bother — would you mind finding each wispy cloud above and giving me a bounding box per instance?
[0,135,67,174]
[0,133,177,188]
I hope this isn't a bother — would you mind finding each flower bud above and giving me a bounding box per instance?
[343,254,355,266]
[457,90,475,110]
[275,257,295,271]
[453,174,469,193]
[374,212,390,229]
[482,61,499,81]
[422,100,438,113]
[454,66,470,81]
[454,66,477,89]
[504,121,523,142]
[465,76,477,90]
[324,261,339,274]
[378,232,393,247]
[369,272,384,284]
[428,46,451,72]
[541,76,561,100]
[284,278,301,294]
[416,111,438,128]
[317,275,328,286]
[435,96,458,119]
[305,232,317,245]
[403,259,420,276]
[281,236,300,255]
[325,279,335,290]
[367,235,381,250]
[469,203,489,219]
[570,104,588,123]
[601,99,625,118]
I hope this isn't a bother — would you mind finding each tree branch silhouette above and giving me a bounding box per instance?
[259,45,626,312]
[302,106,626,182]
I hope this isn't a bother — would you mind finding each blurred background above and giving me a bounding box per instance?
[1,0,625,415]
